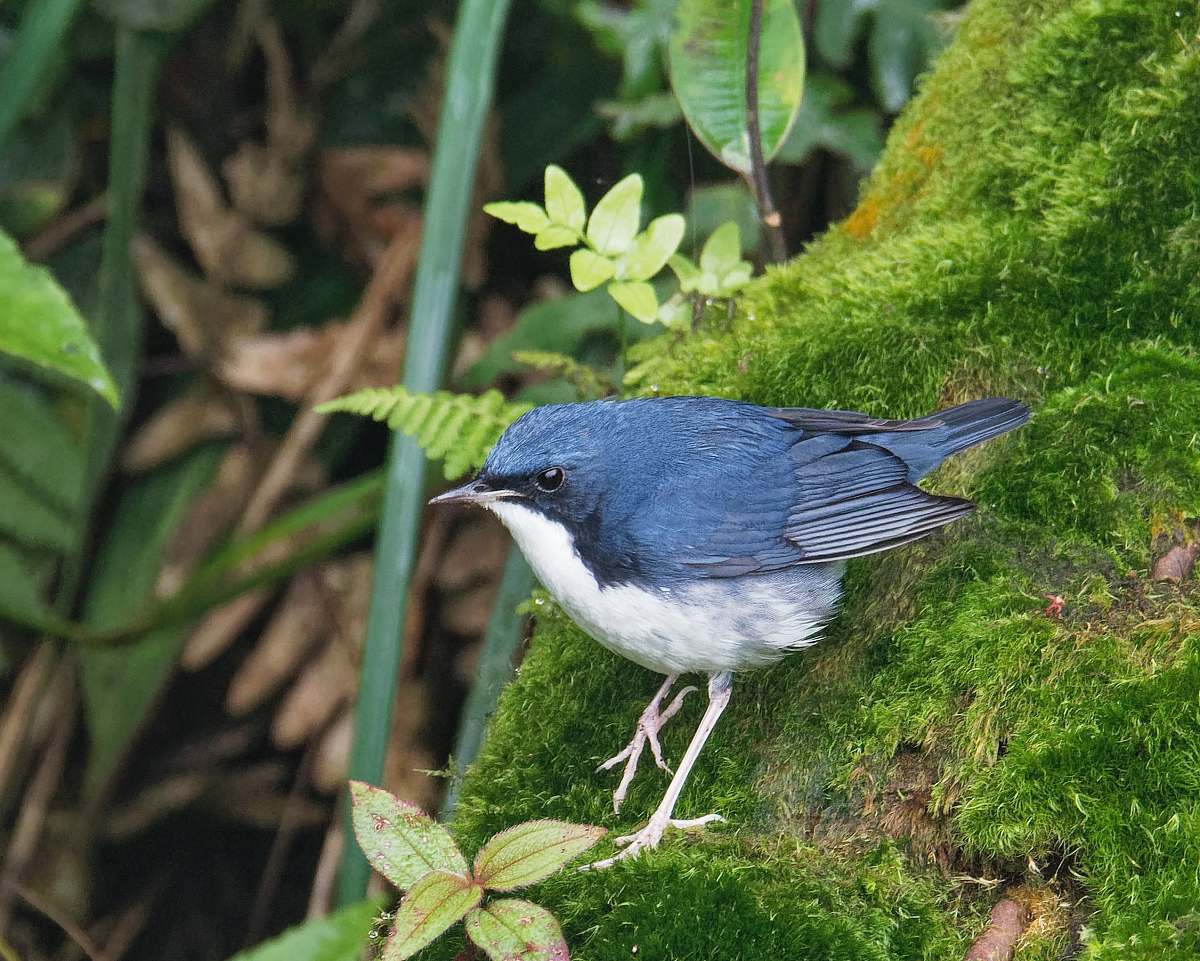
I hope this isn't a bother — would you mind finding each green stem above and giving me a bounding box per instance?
[0,0,86,151]
[336,0,513,905]
[440,549,534,818]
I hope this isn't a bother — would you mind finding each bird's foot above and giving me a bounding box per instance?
[578,813,723,871]
[597,682,698,813]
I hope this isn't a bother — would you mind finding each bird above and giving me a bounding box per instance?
[429,395,1029,868]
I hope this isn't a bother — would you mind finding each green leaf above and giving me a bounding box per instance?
[383,871,482,961]
[473,820,606,891]
[79,444,223,793]
[464,899,569,961]
[596,92,682,141]
[225,900,381,961]
[586,173,643,256]
[607,280,659,324]
[483,201,550,235]
[621,213,685,281]
[699,221,742,275]
[687,182,761,255]
[814,0,878,68]
[0,540,54,630]
[668,253,702,293]
[0,228,117,406]
[869,0,944,114]
[568,249,616,292]
[668,0,805,174]
[0,460,75,551]
[460,289,651,388]
[533,226,580,251]
[0,106,78,237]
[349,781,468,890]
[0,377,83,513]
[776,74,883,172]
[543,165,586,233]
[91,0,216,32]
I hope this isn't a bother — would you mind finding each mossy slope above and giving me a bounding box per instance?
[443,2,1200,958]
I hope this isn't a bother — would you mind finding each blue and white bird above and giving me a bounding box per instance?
[430,395,1028,867]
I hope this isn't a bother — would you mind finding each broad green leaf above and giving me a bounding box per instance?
[460,289,656,388]
[79,444,223,793]
[465,899,568,961]
[576,0,675,98]
[668,253,702,292]
[383,871,482,961]
[225,899,381,961]
[0,229,117,405]
[607,280,658,324]
[687,182,761,255]
[0,540,53,630]
[869,0,944,113]
[0,378,83,513]
[92,0,216,32]
[349,781,468,889]
[621,213,685,281]
[533,226,579,251]
[814,0,878,68]
[668,0,805,174]
[0,460,75,552]
[720,262,753,293]
[699,221,742,275]
[568,249,615,292]
[473,820,606,891]
[776,74,883,172]
[483,202,550,235]
[543,165,586,233]
[586,173,643,256]
[596,92,682,141]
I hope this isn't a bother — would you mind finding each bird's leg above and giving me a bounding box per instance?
[597,672,698,814]
[582,672,732,870]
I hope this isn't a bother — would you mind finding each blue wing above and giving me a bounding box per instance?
[667,430,973,577]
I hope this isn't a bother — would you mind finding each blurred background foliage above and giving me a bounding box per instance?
[0,0,960,958]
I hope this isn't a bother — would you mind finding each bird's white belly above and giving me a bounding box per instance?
[488,501,841,675]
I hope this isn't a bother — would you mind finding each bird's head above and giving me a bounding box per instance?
[427,402,620,527]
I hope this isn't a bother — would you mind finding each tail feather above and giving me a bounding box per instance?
[933,397,1031,458]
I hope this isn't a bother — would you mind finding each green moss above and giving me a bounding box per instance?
[444,1,1200,957]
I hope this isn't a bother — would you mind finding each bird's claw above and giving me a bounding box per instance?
[578,813,723,871]
[598,683,698,813]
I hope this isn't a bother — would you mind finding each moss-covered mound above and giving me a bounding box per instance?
[444,1,1200,957]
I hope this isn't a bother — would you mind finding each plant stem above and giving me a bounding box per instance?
[0,0,86,151]
[745,0,787,264]
[336,0,513,906]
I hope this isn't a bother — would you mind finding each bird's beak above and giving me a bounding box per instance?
[427,478,518,507]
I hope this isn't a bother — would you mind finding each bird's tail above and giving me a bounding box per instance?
[930,397,1030,458]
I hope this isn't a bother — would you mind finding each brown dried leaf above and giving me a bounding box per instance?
[316,148,427,264]
[167,125,296,288]
[258,18,317,162]
[103,772,208,840]
[312,709,353,793]
[156,443,266,597]
[963,897,1029,961]
[200,762,327,829]
[121,380,241,473]
[440,582,497,638]
[182,587,275,671]
[270,635,357,748]
[224,143,306,226]
[1152,542,1199,583]
[216,320,405,401]
[134,233,267,358]
[436,523,508,593]
[226,568,329,715]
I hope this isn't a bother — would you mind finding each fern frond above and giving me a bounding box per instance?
[316,387,533,479]
[511,350,611,400]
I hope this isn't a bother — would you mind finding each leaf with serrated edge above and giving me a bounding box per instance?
[484,202,550,235]
[382,871,482,961]
[586,174,643,256]
[621,214,685,281]
[533,226,579,251]
[465,899,569,961]
[473,820,605,891]
[349,782,467,890]
[543,166,586,233]
[699,221,742,275]
[607,281,658,325]
[568,249,616,292]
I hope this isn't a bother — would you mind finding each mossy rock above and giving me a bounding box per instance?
[442,1,1200,957]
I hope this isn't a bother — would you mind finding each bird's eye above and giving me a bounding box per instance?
[534,467,565,492]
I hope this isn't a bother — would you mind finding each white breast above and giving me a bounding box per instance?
[487,501,842,675]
